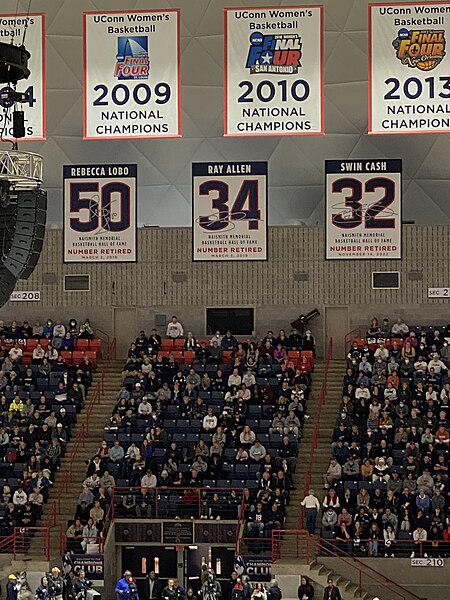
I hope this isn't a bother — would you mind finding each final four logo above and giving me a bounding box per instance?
[392,29,446,71]
[245,32,302,74]
[115,36,150,79]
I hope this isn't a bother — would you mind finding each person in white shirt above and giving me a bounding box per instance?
[355,384,371,401]
[13,488,28,506]
[166,316,184,339]
[9,344,23,362]
[141,469,157,489]
[391,318,409,337]
[374,343,389,362]
[301,489,320,534]
[428,354,447,375]
[228,368,242,388]
[249,440,266,463]
[32,344,45,363]
[138,397,152,416]
[202,408,217,431]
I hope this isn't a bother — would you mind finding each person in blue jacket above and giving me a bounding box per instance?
[116,571,140,600]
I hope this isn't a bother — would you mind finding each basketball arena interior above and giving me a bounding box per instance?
[0,1,449,600]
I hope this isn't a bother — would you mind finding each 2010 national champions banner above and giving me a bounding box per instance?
[192,161,268,261]
[225,6,323,136]
[83,10,181,139]
[325,159,402,260]
[63,164,137,263]
[0,14,45,140]
[369,2,450,134]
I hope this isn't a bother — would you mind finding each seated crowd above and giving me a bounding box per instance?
[322,316,450,557]
[72,318,316,553]
[0,318,99,537]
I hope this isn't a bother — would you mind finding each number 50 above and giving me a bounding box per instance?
[69,182,131,232]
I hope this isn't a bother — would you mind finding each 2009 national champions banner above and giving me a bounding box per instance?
[83,10,181,139]
[369,2,450,134]
[192,161,268,261]
[225,6,323,136]
[0,14,45,140]
[63,164,137,263]
[325,159,402,260]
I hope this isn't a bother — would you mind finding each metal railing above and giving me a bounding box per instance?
[297,337,333,529]
[316,535,427,600]
[344,327,361,353]
[13,525,62,560]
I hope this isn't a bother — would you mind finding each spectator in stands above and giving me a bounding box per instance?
[166,316,184,339]
[391,318,409,338]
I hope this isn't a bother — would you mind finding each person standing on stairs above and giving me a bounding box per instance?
[301,488,320,535]
[322,580,341,600]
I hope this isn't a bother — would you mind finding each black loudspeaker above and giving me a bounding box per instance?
[0,266,17,306]
[12,111,25,138]
[3,189,47,279]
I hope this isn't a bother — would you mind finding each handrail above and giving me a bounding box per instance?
[297,337,333,529]
[40,337,116,526]
[317,536,427,600]
[13,525,62,561]
[344,327,361,353]
[94,327,110,351]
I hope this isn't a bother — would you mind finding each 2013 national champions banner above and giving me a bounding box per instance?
[369,2,450,134]
[225,6,323,136]
[192,161,268,261]
[0,14,45,140]
[325,159,402,260]
[83,10,181,139]
[63,164,137,263]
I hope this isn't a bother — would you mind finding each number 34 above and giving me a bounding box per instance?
[331,177,397,229]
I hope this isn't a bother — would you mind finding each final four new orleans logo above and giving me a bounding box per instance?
[392,28,446,71]
[245,31,302,74]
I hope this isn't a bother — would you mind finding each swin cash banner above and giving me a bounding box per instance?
[224,6,323,136]
[369,2,450,134]
[325,159,402,260]
[0,14,45,140]
[63,164,137,263]
[83,10,181,139]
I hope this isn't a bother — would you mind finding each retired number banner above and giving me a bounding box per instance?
[83,10,181,139]
[63,164,137,263]
[369,2,450,134]
[225,6,323,136]
[192,162,268,261]
[325,159,402,260]
[0,14,45,140]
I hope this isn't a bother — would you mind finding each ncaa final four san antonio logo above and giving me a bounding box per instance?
[392,28,446,70]
[115,36,150,79]
[245,31,302,74]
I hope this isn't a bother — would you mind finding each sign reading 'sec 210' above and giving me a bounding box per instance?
[225,6,323,136]
[83,10,181,139]
[369,2,450,134]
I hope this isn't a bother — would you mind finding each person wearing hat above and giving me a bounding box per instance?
[116,571,139,600]
[48,567,64,600]
[7,574,18,600]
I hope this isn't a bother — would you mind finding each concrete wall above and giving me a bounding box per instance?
[0,226,448,356]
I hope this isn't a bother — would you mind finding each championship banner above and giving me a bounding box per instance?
[0,14,45,140]
[369,2,450,134]
[192,161,268,261]
[325,159,402,260]
[224,6,323,136]
[83,10,181,139]
[63,164,137,263]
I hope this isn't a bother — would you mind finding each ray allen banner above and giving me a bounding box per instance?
[63,164,137,263]
[83,10,181,139]
[192,161,268,261]
[0,14,45,140]
[224,6,323,136]
[325,159,402,260]
[369,2,450,134]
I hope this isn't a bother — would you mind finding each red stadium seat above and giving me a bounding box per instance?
[40,339,50,349]
[76,339,90,351]
[183,350,195,364]
[89,338,102,353]
[174,338,185,349]
[85,351,97,367]
[26,339,39,350]
[222,350,233,364]
[72,351,85,365]
[170,351,183,361]
[288,350,300,361]
[161,339,173,350]
[60,351,72,363]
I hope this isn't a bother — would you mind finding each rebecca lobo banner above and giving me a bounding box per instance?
[225,6,323,136]
[192,162,268,261]
[325,159,402,260]
[369,2,450,134]
[0,14,45,140]
[83,10,181,139]
[63,164,137,263]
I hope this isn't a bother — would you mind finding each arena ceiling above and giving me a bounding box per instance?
[10,0,450,227]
